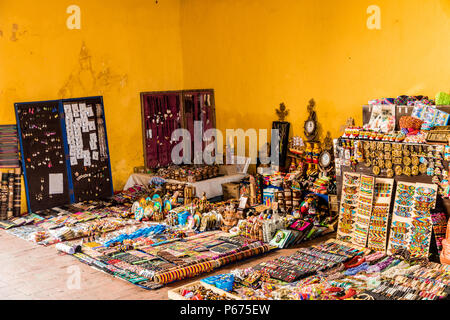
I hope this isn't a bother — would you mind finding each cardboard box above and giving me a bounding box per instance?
[222,182,240,200]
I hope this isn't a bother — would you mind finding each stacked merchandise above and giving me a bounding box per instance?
[0,125,20,168]
[156,165,221,182]
[7,204,139,245]
[242,240,366,285]
[110,185,149,205]
[169,280,239,300]
[174,246,450,300]
[0,169,21,221]
[255,132,338,247]
[358,261,450,300]
[168,239,370,300]
[73,231,273,290]
[0,125,21,222]
[234,196,334,249]
[4,187,147,243]
[341,94,450,144]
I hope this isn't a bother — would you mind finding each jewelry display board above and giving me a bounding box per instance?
[387,182,437,258]
[409,183,437,259]
[15,96,113,213]
[15,100,71,212]
[336,172,360,242]
[351,175,375,248]
[387,181,416,255]
[62,97,113,202]
[367,178,394,252]
[140,89,216,168]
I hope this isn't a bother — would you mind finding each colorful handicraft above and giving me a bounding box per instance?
[337,173,360,243]
[387,182,416,255]
[251,239,366,283]
[351,175,374,248]
[408,183,437,259]
[367,178,394,252]
[387,182,437,259]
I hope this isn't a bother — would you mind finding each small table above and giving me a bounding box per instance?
[124,173,247,199]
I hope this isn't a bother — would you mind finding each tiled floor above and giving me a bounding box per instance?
[0,229,334,300]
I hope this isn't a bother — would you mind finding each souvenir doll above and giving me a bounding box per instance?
[221,203,239,232]
[199,192,208,212]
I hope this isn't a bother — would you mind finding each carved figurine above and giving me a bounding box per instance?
[275,103,289,122]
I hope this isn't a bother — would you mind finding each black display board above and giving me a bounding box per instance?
[15,96,113,213]
[272,121,290,167]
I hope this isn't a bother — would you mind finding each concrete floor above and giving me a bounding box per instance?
[0,229,334,300]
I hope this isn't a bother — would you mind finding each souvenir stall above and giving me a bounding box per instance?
[334,96,450,262]
[4,90,450,301]
[172,235,450,300]
[3,172,277,290]
[167,95,450,301]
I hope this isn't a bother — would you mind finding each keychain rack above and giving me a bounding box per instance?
[14,96,114,213]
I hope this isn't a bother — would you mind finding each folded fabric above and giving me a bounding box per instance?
[371,95,435,106]
[420,98,435,106]
[383,98,395,104]
[436,92,450,106]
[394,95,409,105]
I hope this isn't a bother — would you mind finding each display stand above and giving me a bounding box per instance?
[15,96,113,213]
[334,104,450,259]
[140,89,216,168]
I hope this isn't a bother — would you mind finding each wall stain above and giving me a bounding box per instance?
[58,42,128,98]
[0,24,27,41]
[10,24,18,41]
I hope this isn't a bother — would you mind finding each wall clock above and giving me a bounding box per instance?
[305,119,316,135]
[304,99,319,142]
[319,150,333,173]
[319,131,334,173]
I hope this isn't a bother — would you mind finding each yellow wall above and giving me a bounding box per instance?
[180,0,450,140]
[0,0,184,211]
[1,0,450,212]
